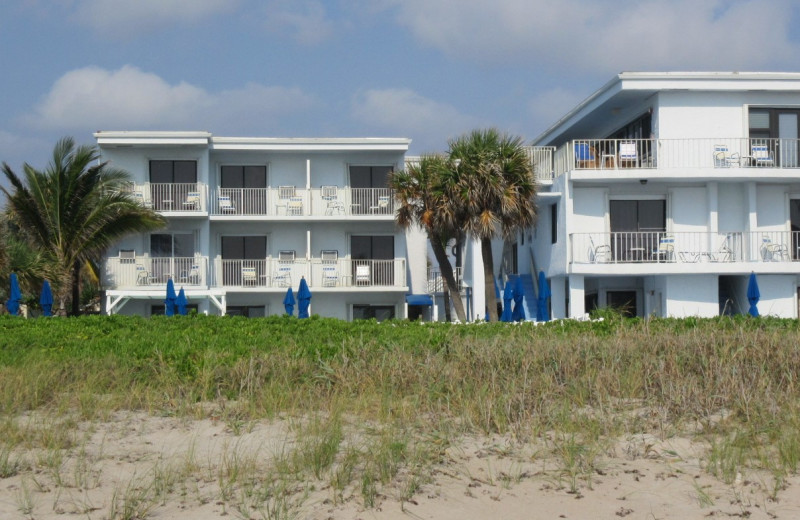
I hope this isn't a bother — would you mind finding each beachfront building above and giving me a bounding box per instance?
[515,72,800,319]
[96,132,430,319]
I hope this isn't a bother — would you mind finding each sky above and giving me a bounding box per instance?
[2,0,800,187]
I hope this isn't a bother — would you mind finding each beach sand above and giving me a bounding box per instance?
[1,412,799,519]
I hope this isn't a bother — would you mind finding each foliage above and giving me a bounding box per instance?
[1,137,165,315]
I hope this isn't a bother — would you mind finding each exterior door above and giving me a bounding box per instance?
[221,236,267,285]
[609,200,666,261]
[351,235,394,285]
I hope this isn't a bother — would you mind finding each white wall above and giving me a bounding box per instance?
[755,274,796,317]
[664,275,718,317]
[756,185,788,230]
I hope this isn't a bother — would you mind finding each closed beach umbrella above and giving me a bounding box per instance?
[7,273,21,316]
[512,276,526,322]
[747,272,760,317]
[283,287,295,316]
[537,271,551,322]
[40,280,53,317]
[297,277,312,319]
[500,279,514,322]
[176,287,188,316]
[164,278,177,316]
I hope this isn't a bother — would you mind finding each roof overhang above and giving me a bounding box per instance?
[532,72,800,147]
[210,137,411,152]
[94,131,212,147]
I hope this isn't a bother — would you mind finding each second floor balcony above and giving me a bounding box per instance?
[209,187,395,217]
[571,231,800,266]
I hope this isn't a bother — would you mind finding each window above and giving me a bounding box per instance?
[349,165,393,214]
[351,235,394,285]
[551,204,558,244]
[608,112,652,140]
[151,304,197,316]
[150,233,195,282]
[226,306,265,318]
[609,199,666,262]
[150,160,197,183]
[353,305,395,321]
[221,236,267,286]
[220,165,266,188]
[749,108,800,167]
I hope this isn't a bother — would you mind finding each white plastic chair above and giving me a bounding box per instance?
[218,195,237,213]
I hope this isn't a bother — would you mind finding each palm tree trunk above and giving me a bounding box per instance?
[430,239,467,322]
[482,237,498,322]
[443,284,452,322]
[71,259,82,316]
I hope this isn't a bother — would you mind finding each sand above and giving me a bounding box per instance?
[1,412,799,519]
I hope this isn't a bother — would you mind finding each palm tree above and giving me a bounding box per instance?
[1,137,166,315]
[448,129,537,322]
[390,154,468,322]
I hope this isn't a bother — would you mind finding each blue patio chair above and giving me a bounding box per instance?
[574,143,597,168]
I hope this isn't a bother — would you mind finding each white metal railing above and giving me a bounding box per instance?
[427,267,464,293]
[553,138,800,177]
[571,232,742,264]
[104,256,209,288]
[209,187,395,217]
[526,146,556,182]
[130,183,207,212]
[214,258,407,288]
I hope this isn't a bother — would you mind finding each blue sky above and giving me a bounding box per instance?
[2,0,800,184]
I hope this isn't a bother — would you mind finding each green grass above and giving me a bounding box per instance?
[3,313,800,512]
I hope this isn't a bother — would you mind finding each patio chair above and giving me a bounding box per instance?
[241,266,258,286]
[711,235,734,262]
[218,195,237,213]
[651,234,675,262]
[574,142,598,169]
[750,144,775,167]
[322,266,339,287]
[183,191,201,210]
[713,144,740,167]
[370,195,390,214]
[179,264,201,284]
[287,196,304,215]
[588,236,611,263]
[355,264,371,285]
[761,235,788,261]
[618,141,639,167]
[273,265,292,287]
[133,189,153,208]
[321,185,345,215]
[135,264,156,285]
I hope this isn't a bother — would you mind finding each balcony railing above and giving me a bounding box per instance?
[214,258,407,288]
[427,267,464,293]
[209,187,395,217]
[104,256,209,288]
[571,231,800,264]
[525,146,556,182]
[130,183,207,212]
[549,138,800,177]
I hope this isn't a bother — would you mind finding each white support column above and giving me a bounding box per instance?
[306,159,311,189]
[568,274,585,319]
[469,236,485,322]
[708,182,719,252]
[550,276,566,319]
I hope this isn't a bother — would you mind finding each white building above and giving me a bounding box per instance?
[96,131,431,320]
[517,72,800,319]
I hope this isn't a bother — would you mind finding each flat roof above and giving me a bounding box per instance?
[94,131,410,151]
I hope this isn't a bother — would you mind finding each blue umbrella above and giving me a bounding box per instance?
[7,273,21,316]
[500,279,514,322]
[40,280,53,317]
[512,276,526,322]
[176,287,188,316]
[747,272,760,317]
[537,271,551,322]
[164,278,176,316]
[283,287,295,316]
[297,277,312,319]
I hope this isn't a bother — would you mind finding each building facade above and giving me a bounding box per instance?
[521,72,800,319]
[96,132,429,319]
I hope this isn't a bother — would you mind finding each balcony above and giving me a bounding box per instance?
[571,231,800,265]
[213,258,407,289]
[130,183,208,213]
[427,267,464,293]
[104,256,210,289]
[545,138,800,177]
[209,187,395,217]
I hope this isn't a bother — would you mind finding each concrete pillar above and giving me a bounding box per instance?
[470,236,485,322]
[568,274,585,318]
[550,275,566,319]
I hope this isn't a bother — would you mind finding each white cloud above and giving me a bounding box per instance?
[385,0,800,73]
[71,0,235,37]
[351,88,481,152]
[25,65,316,134]
[262,0,337,45]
